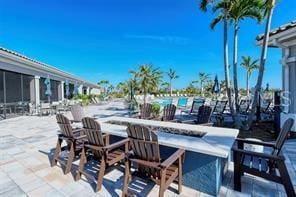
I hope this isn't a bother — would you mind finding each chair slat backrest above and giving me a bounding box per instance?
[239,99,251,113]
[126,124,160,163]
[191,99,205,114]
[196,105,212,124]
[56,114,73,138]
[82,117,105,158]
[213,100,228,114]
[71,105,85,122]
[140,103,152,119]
[273,118,294,156]
[162,104,176,121]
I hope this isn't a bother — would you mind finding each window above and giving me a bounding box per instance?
[5,71,22,103]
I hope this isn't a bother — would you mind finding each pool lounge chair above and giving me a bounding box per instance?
[76,117,129,192]
[181,98,205,115]
[210,100,228,122]
[233,118,295,197]
[161,104,177,121]
[238,98,251,115]
[51,114,86,174]
[177,97,188,109]
[122,124,185,197]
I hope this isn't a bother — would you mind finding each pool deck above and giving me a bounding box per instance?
[0,102,296,196]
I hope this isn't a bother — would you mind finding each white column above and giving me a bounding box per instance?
[87,87,90,95]
[34,76,40,111]
[59,81,65,101]
[78,85,83,94]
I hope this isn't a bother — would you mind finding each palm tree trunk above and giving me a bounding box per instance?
[223,9,236,122]
[248,3,275,127]
[246,74,250,97]
[201,82,204,97]
[233,22,239,113]
[233,22,242,128]
[170,79,172,96]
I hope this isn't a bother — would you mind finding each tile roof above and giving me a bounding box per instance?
[256,20,296,41]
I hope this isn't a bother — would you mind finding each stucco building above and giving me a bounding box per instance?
[257,20,296,131]
[0,47,101,116]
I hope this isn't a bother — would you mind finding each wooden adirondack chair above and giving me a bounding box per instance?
[162,104,176,121]
[70,104,85,123]
[75,117,129,192]
[139,103,153,119]
[233,118,295,197]
[51,114,86,174]
[122,124,185,197]
[195,105,213,125]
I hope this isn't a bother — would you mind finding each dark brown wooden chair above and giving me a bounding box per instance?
[178,105,213,126]
[162,104,176,121]
[232,118,295,197]
[195,105,213,125]
[70,104,85,123]
[139,103,152,119]
[75,117,129,192]
[51,114,86,174]
[122,124,185,197]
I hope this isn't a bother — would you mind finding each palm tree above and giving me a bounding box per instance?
[167,68,179,96]
[241,56,259,97]
[161,82,170,94]
[137,64,162,104]
[97,80,110,95]
[211,0,263,113]
[248,0,276,126]
[198,72,210,97]
[200,0,235,120]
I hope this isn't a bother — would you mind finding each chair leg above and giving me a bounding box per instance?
[159,169,166,197]
[233,151,242,191]
[178,157,182,194]
[96,157,106,192]
[277,160,296,197]
[75,148,86,181]
[122,160,131,197]
[51,138,62,167]
[65,142,75,174]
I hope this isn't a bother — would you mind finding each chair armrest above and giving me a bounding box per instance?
[105,138,129,151]
[74,135,87,140]
[160,149,185,169]
[85,144,104,151]
[232,147,284,161]
[129,158,161,169]
[236,138,275,148]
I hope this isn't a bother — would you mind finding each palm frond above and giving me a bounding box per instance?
[210,14,224,29]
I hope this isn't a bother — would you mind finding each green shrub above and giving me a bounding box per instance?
[151,102,161,118]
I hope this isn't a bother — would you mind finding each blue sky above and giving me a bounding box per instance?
[0,0,295,89]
